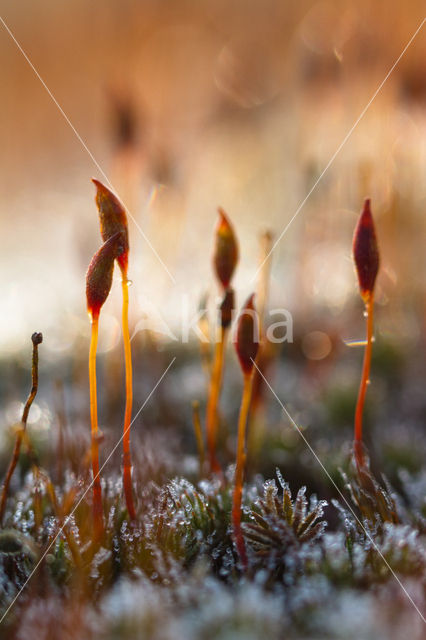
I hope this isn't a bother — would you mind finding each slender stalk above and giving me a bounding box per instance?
[121,277,136,520]
[0,333,41,526]
[248,232,273,453]
[198,300,213,387]
[33,468,43,535]
[354,293,374,468]
[89,316,104,539]
[206,326,227,474]
[232,372,254,569]
[19,428,43,534]
[54,379,66,485]
[191,400,205,476]
[0,434,24,527]
[256,231,273,332]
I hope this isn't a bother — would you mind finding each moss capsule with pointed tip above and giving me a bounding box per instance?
[353,198,379,303]
[92,179,129,276]
[86,232,124,320]
[213,208,239,290]
[235,294,259,375]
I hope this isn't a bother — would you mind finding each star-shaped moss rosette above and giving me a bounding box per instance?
[92,179,136,521]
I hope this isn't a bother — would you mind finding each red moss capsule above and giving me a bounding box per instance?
[86,233,125,320]
[353,199,380,302]
[213,208,239,290]
[92,179,129,275]
[235,294,259,375]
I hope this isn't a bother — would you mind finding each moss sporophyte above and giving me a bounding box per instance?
[352,198,380,470]
[92,179,136,521]
[206,208,238,475]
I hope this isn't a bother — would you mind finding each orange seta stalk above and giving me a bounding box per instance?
[354,293,374,468]
[206,288,235,473]
[121,275,136,520]
[86,232,123,539]
[206,287,234,473]
[232,294,259,569]
[231,371,254,569]
[88,314,104,540]
[191,400,205,476]
[206,325,227,474]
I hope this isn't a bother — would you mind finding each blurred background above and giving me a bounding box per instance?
[0,0,425,482]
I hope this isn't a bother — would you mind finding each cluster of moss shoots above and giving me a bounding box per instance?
[0,189,424,631]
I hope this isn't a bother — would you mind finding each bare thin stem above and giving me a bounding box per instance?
[18,429,43,534]
[89,316,104,539]
[354,294,374,468]
[206,326,227,474]
[232,372,253,569]
[121,277,136,520]
[0,333,41,525]
[0,434,24,527]
[54,379,66,485]
[191,400,205,476]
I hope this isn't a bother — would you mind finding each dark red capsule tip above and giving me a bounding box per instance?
[86,233,125,319]
[235,294,259,375]
[213,208,239,290]
[353,198,380,301]
[92,178,129,275]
